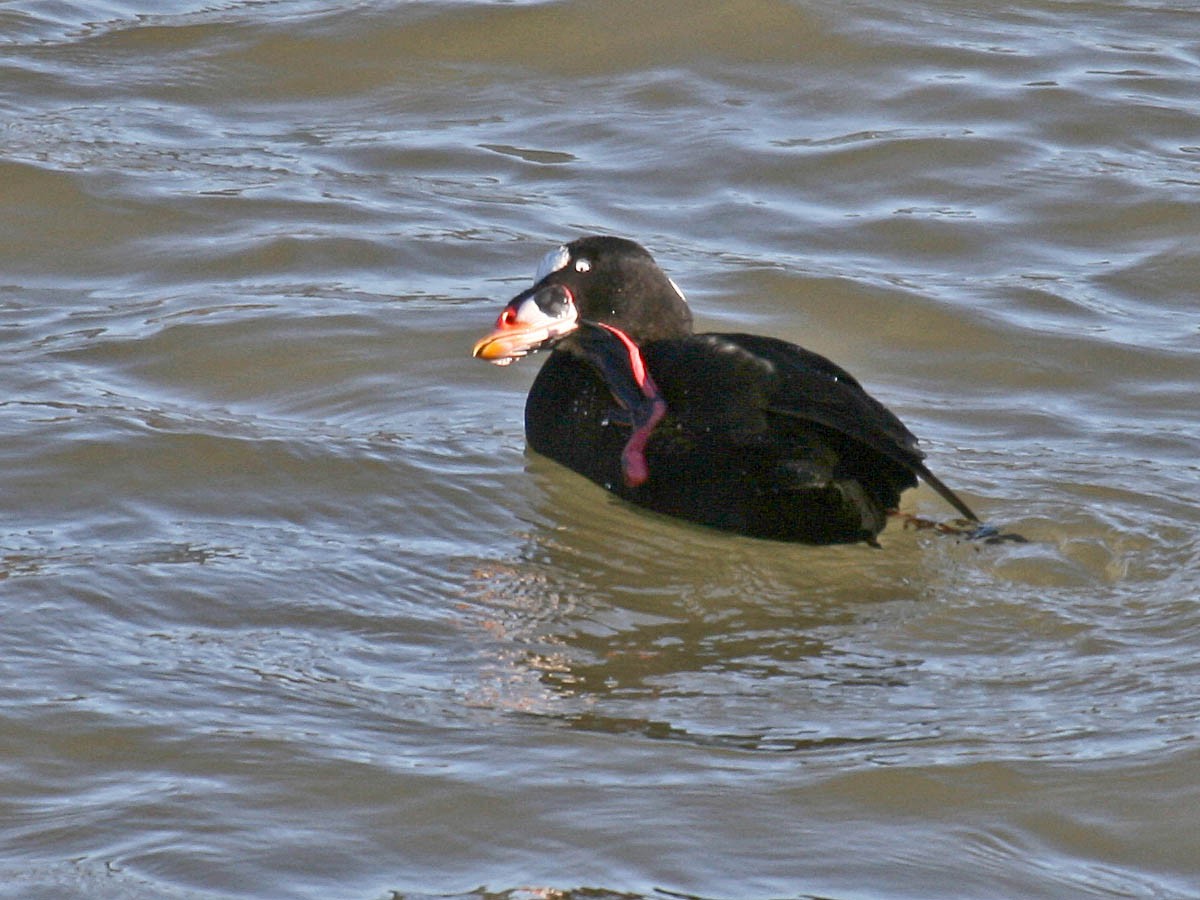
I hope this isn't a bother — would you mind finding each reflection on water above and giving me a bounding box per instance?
[462,464,1007,753]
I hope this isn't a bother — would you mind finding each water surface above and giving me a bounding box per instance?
[1,2,1198,898]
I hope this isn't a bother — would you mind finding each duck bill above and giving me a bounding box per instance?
[472,284,580,366]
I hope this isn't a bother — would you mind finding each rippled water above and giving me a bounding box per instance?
[2,2,1198,898]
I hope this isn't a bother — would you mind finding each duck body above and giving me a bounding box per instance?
[474,236,978,546]
[527,333,929,543]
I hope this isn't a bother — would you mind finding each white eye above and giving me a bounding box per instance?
[574,258,591,273]
[535,245,570,281]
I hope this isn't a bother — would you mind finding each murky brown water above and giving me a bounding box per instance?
[2,2,1198,898]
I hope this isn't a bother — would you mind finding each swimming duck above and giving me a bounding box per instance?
[473,235,980,545]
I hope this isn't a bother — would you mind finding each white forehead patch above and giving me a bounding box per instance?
[534,245,570,282]
[668,277,687,301]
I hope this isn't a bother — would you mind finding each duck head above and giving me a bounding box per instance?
[472,235,693,365]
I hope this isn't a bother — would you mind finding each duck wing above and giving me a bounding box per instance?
[642,333,978,521]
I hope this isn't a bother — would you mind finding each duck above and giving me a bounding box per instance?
[472,235,983,546]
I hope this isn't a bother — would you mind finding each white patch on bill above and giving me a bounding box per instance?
[534,245,570,282]
[513,296,550,324]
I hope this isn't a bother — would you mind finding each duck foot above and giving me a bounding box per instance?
[888,511,1027,544]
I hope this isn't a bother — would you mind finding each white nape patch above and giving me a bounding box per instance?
[574,257,591,273]
[535,245,570,282]
[668,277,687,302]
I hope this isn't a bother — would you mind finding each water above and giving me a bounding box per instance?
[2,1,1198,898]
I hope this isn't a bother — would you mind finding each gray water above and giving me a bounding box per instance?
[2,2,1198,898]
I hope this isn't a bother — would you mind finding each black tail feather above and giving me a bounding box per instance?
[915,464,980,522]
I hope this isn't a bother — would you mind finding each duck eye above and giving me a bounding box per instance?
[575,258,592,273]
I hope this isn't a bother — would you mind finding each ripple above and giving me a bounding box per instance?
[3,1,1199,899]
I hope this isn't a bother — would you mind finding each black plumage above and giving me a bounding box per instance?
[474,235,980,545]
